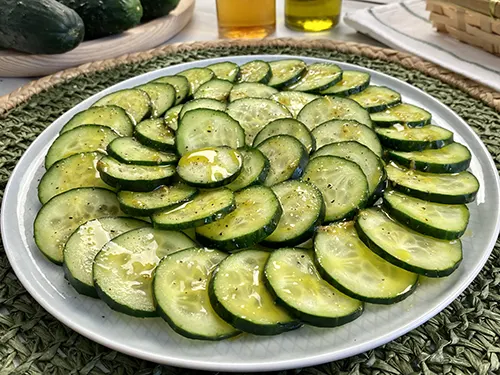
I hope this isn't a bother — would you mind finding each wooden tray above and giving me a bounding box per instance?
[0,0,194,78]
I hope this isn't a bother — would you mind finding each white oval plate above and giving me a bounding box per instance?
[2,55,500,372]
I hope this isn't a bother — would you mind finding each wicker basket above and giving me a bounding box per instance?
[426,0,500,56]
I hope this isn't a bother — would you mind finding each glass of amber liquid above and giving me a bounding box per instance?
[216,0,276,39]
[285,0,341,32]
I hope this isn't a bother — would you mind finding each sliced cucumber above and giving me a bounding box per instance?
[179,98,227,119]
[311,120,383,156]
[320,70,370,96]
[177,147,243,188]
[229,82,278,102]
[314,222,418,304]
[356,208,462,277]
[237,60,271,84]
[60,105,133,136]
[118,184,198,216]
[303,156,368,222]
[63,217,149,297]
[196,185,282,251]
[226,98,292,145]
[349,86,401,113]
[383,190,470,240]
[225,148,270,191]
[371,103,431,127]
[210,250,301,335]
[135,118,175,151]
[176,108,245,155]
[266,248,364,326]
[253,118,315,153]
[388,143,472,173]
[152,188,235,230]
[257,135,309,186]
[270,91,318,118]
[97,156,176,192]
[311,141,385,197]
[107,137,177,166]
[297,96,372,130]
[177,67,214,95]
[154,75,190,105]
[386,163,479,204]
[207,61,240,82]
[193,79,233,101]
[287,62,343,93]
[267,59,307,89]
[136,82,176,118]
[45,125,120,169]
[34,188,124,264]
[39,152,114,204]
[163,104,183,131]
[375,124,454,151]
[92,89,152,124]
[263,181,324,247]
[93,227,196,317]
[154,248,240,340]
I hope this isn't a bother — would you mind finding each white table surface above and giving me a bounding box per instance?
[0,0,390,97]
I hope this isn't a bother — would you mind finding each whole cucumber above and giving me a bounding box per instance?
[57,0,143,40]
[141,0,181,20]
[0,0,85,54]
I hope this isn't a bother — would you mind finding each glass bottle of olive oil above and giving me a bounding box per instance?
[285,0,342,32]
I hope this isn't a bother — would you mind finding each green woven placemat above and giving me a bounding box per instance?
[1,41,500,375]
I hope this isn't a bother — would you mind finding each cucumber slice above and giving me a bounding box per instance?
[179,98,227,119]
[267,59,307,88]
[118,184,198,216]
[311,141,385,197]
[371,103,431,127]
[314,222,418,304]
[229,82,278,102]
[256,135,309,186]
[297,96,373,130]
[237,60,271,83]
[107,137,177,166]
[227,98,292,145]
[93,227,196,317]
[311,120,383,156]
[177,67,214,95]
[92,89,152,124]
[63,217,149,297]
[39,152,114,204]
[163,104,183,131]
[303,156,369,222]
[253,118,315,153]
[375,124,454,152]
[320,70,371,96]
[97,156,176,192]
[383,190,470,240]
[34,188,124,264]
[196,185,282,251]
[210,250,301,335]
[356,208,462,277]
[135,118,175,151]
[265,248,364,326]
[176,108,245,155]
[193,79,233,101]
[154,247,240,340]
[386,163,479,204]
[177,147,243,188]
[154,75,190,105]
[388,143,472,173]
[225,148,270,191]
[270,91,318,117]
[60,105,133,136]
[349,86,402,113]
[207,61,240,82]
[45,125,120,169]
[287,62,343,93]
[263,181,324,247]
[152,188,235,230]
[136,82,176,118]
